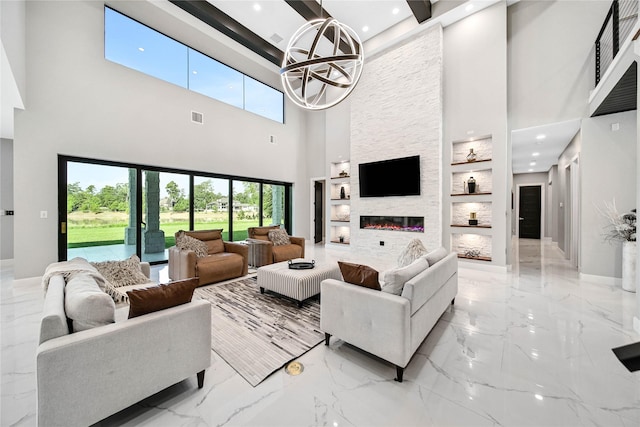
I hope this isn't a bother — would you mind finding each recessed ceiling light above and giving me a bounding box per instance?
[536,134,546,140]
[362,26,369,32]
[532,152,540,156]
[392,7,400,15]
[465,4,475,12]
[535,394,544,401]
[530,162,536,166]
[528,168,534,172]
[253,3,261,12]
[138,47,144,52]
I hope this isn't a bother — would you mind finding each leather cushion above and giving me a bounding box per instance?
[272,244,303,263]
[338,261,381,291]
[205,238,224,254]
[127,278,198,318]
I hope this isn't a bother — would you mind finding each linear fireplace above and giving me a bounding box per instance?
[360,216,424,233]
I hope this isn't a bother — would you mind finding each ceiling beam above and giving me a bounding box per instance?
[406,0,432,24]
[168,0,283,66]
[284,0,358,55]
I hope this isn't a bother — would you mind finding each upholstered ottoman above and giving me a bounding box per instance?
[257,259,341,307]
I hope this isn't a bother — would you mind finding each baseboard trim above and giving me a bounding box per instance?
[579,272,622,286]
[459,261,508,273]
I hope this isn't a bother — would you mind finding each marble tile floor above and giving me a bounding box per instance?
[2,239,639,426]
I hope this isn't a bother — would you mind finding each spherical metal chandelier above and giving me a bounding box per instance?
[280,18,364,110]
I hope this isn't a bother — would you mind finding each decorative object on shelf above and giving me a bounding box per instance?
[340,186,346,199]
[468,212,478,226]
[597,200,637,292]
[338,235,345,243]
[288,260,316,270]
[464,249,481,258]
[467,176,476,194]
[466,148,477,162]
[280,2,364,111]
[339,170,349,178]
[336,212,350,221]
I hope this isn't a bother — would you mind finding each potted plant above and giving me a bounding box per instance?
[599,200,637,292]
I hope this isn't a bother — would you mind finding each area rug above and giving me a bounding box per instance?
[194,277,323,386]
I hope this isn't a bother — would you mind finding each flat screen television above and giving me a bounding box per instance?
[358,155,421,197]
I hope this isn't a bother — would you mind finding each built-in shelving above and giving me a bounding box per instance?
[457,254,492,262]
[328,160,351,246]
[449,135,494,262]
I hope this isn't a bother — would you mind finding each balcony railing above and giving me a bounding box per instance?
[595,0,638,85]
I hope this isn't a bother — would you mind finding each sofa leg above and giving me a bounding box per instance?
[324,333,331,346]
[197,370,205,389]
[451,298,455,305]
[395,366,404,383]
[260,287,265,294]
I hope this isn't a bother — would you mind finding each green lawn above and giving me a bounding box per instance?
[67,219,261,248]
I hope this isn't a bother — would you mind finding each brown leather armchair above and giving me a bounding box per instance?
[247,226,305,265]
[168,229,248,286]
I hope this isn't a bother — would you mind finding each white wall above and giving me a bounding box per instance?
[507,0,611,130]
[556,131,581,254]
[1,138,13,259]
[444,2,508,266]
[14,0,311,278]
[580,110,637,278]
[0,0,26,97]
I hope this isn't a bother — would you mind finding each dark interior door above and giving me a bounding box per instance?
[519,185,541,239]
[314,181,323,243]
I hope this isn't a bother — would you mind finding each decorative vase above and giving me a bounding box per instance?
[466,148,477,162]
[622,240,636,292]
[467,177,476,194]
[468,212,478,226]
[340,186,346,199]
[339,236,345,243]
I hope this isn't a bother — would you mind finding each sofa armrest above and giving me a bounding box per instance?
[224,241,249,275]
[140,262,151,279]
[37,299,211,427]
[289,236,305,258]
[320,279,411,367]
[168,246,197,280]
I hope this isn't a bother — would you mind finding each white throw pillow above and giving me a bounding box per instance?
[381,257,429,295]
[65,272,116,332]
[397,238,428,267]
[424,247,448,266]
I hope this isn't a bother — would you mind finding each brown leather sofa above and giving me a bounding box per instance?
[247,226,305,264]
[168,229,248,286]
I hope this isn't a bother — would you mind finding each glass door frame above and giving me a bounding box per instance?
[58,155,293,264]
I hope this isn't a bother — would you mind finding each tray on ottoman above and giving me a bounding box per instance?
[257,259,341,307]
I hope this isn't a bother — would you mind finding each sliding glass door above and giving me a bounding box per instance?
[65,161,137,262]
[59,156,292,264]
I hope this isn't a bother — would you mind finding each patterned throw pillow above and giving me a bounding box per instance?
[176,231,209,258]
[397,238,428,267]
[268,229,291,246]
[91,255,150,289]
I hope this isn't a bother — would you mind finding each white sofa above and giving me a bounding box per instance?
[321,251,458,382]
[37,263,212,427]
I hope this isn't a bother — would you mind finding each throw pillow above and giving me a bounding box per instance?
[338,261,381,290]
[397,238,428,267]
[424,246,448,266]
[268,229,291,246]
[65,272,116,332]
[127,277,199,318]
[381,257,429,295]
[176,231,209,258]
[91,255,150,288]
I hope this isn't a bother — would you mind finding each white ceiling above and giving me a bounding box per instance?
[209,0,415,49]
[511,119,582,175]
